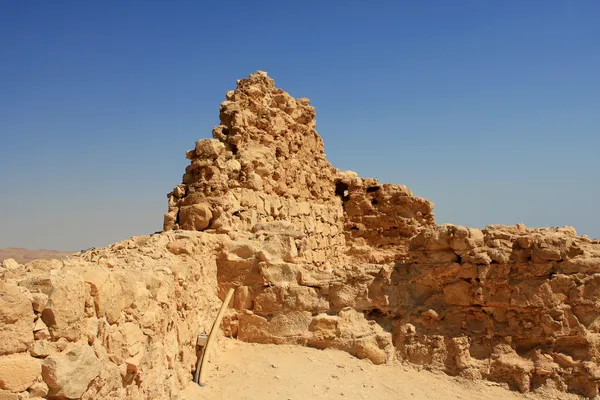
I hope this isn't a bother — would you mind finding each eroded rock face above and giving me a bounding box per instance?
[380,224,600,396]
[0,353,41,392]
[42,343,101,398]
[0,232,223,399]
[20,271,87,341]
[338,175,436,264]
[2,71,600,398]
[0,282,34,355]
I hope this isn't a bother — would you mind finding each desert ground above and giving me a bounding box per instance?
[0,248,72,264]
[189,339,582,400]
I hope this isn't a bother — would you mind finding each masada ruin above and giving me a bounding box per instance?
[2,71,600,399]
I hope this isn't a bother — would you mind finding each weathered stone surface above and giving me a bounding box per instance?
[0,282,33,355]
[0,229,223,399]
[31,293,48,313]
[29,380,49,397]
[308,308,393,365]
[1,259,20,271]
[20,272,86,341]
[80,268,134,325]
[0,391,18,400]
[380,224,600,396]
[42,343,102,399]
[179,203,213,231]
[0,353,41,392]
[30,341,57,358]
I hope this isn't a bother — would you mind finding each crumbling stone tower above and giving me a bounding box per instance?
[165,71,435,268]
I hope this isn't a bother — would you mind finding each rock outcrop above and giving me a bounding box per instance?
[1,71,600,398]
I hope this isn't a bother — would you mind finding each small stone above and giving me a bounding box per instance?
[30,341,55,358]
[34,329,50,340]
[1,259,20,271]
[31,293,48,313]
[28,380,48,397]
[225,159,242,173]
[173,184,187,198]
[185,149,196,160]
[195,139,225,159]
[33,318,47,332]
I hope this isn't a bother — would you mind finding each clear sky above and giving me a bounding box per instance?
[1,1,599,251]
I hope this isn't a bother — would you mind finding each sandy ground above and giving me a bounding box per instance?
[182,339,582,400]
[0,248,72,264]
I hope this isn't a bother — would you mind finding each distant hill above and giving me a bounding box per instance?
[0,248,73,264]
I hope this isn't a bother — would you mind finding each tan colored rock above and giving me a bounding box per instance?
[28,380,48,397]
[0,391,18,400]
[0,353,41,392]
[307,309,392,365]
[238,311,313,344]
[163,209,178,231]
[1,259,20,271]
[83,317,99,344]
[20,271,86,341]
[179,204,213,231]
[167,239,194,256]
[30,341,57,358]
[0,282,33,355]
[31,293,48,313]
[1,231,222,399]
[42,343,102,399]
[81,268,135,325]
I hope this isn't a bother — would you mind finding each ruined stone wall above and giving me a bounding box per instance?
[216,230,396,365]
[160,71,435,367]
[0,231,222,400]
[380,224,600,397]
[337,172,436,265]
[3,71,600,399]
[161,71,600,397]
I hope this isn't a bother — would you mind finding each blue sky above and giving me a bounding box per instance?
[1,1,599,250]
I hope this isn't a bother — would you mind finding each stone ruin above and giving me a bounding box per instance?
[2,71,600,399]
